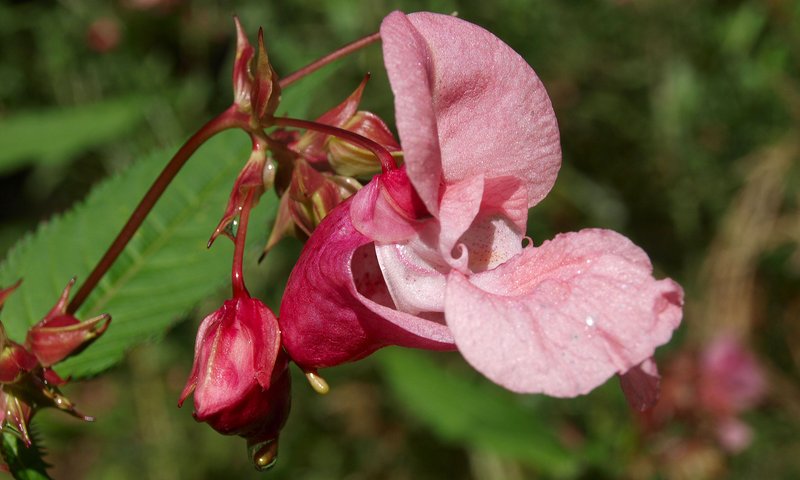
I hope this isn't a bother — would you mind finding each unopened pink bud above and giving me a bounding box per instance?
[179,296,290,453]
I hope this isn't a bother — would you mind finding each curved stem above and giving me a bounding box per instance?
[67,106,248,314]
[231,134,268,298]
[231,189,254,298]
[278,32,380,89]
[272,116,397,172]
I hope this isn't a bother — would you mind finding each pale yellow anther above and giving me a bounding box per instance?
[304,371,330,395]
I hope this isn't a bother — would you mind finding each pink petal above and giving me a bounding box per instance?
[448,176,528,273]
[380,11,561,210]
[375,176,528,314]
[380,12,442,216]
[279,200,454,371]
[375,226,449,316]
[349,174,423,243]
[619,358,661,411]
[444,229,683,396]
[437,175,485,272]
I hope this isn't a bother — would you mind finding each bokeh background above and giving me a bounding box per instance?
[1,0,799,478]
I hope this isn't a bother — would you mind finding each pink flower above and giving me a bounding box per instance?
[699,335,766,416]
[279,11,683,405]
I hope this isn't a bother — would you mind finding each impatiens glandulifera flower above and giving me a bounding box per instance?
[278,11,683,408]
[0,279,108,446]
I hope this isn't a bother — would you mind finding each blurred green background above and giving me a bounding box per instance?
[1,0,799,478]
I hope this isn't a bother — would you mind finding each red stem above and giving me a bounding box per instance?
[67,106,248,314]
[272,116,397,172]
[231,189,254,298]
[278,32,380,88]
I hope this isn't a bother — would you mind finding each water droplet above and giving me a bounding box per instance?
[249,439,279,471]
[585,316,595,327]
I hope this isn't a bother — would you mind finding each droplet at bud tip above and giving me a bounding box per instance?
[248,438,279,471]
[305,371,330,395]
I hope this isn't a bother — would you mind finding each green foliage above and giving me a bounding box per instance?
[0,0,798,477]
[0,97,150,174]
[0,130,275,379]
[378,349,580,478]
[0,430,51,480]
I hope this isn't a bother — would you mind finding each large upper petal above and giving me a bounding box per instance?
[380,11,562,211]
[278,199,454,371]
[444,229,683,397]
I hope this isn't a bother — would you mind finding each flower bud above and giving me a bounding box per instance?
[0,390,32,445]
[328,111,402,177]
[25,278,111,367]
[232,18,281,125]
[208,144,270,247]
[263,159,361,254]
[291,75,368,164]
[179,295,290,464]
[0,279,102,447]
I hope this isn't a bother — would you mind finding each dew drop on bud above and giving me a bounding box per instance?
[248,439,279,471]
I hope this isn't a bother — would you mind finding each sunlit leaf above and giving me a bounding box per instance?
[0,130,279,378]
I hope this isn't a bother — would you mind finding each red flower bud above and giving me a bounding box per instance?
[25,278,111,367]
[291,75,368,164]
[0,340,37,384]
[232,18,281,125]
[0,279,102,447]
[263,159,361,254]
[328,111,401,177]
[208,143,272,247]
[179,295,290,468]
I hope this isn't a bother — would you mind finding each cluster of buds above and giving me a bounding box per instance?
[264,76,402,253]
[0,279,110,446]
[175,18,404,470]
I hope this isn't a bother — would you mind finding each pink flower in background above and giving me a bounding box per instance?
[699,335,766,452]
[279,11,683,405]
[636,335,766,454]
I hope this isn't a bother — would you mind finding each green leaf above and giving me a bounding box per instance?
[377,349,581,478]
[0,429,51,480]
[0,96,150,174]
[0,129,279,378]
